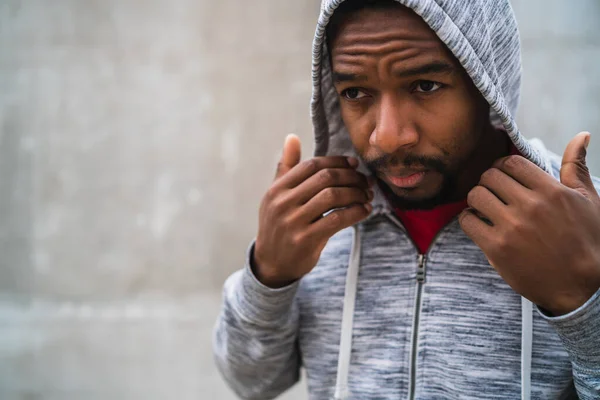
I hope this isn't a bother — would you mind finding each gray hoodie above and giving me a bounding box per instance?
[213,0,600,399]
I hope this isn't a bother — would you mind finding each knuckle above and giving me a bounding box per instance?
[458,211,472,230]
[323,187,340,203]
[457,210,468,225]
[327,211,342,229]
[505,155,524,170]
[290,232,304,247]
[270,195,287,214]
[467,187,480,205]
[304,158,319,175]
[468,185,489,206]
[523,196,542,215]
[565,158,591,176]
[513,221,525,234]
[547,186,565,202]
[578,161,590,176]
[507,216,525,235]
[281,212,297,228]
[480,168,499,184]
[495,234,510,253]
[264,188,277,204]
[318,168,335,185]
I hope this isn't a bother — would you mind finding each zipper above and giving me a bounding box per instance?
[415,254,426,283]
[408,253,426,400]
[384,210,456,400]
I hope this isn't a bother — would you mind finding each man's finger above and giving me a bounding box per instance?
[301,186,372,222]
[275,134,302,180]
[275,156,359,189]
[308,203,371,241]
[478,167,530,206]
[458,208,495,250]
[466,185,506,226]
[492,155,556,192]
[292,168,369,204]
[560,131,595,196]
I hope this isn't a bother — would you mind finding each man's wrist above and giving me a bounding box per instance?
[234,242,300,326]
[250,252,296,289]
[546,281,600,316]
[537,287,600,369]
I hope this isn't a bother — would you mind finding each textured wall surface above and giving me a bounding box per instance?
[0,0,598,399]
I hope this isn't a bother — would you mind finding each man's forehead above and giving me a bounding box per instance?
[329,6,448,57]
[329,6,458,71]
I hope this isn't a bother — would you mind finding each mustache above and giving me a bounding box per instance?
[364,152,448,174]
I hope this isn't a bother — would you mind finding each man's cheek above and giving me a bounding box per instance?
[443,135,475,166]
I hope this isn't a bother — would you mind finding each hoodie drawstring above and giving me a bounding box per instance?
[333,225,361,400]
[521,297,533,400]
[333,224,533,400]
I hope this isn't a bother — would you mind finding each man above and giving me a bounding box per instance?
[213,0,600,399]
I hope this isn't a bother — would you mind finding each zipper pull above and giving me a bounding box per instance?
[416,254,426,282]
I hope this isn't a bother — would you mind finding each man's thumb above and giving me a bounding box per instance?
[560,131,594,194]
[275,134,301,179]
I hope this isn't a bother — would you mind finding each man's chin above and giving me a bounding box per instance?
[378,180,451,211]
[387,194,446,211]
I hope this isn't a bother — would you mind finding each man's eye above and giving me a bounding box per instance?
[341,88,367,100]
[415,81,442,93]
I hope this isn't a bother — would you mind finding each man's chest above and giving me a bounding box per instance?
[295,220,573,399]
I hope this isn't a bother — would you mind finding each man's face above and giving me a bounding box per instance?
[329,6,491,209]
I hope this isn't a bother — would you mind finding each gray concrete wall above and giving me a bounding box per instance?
[0,1,598,399]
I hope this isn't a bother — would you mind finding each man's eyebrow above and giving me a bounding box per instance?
[332,72,368,84]
[332,61,455,84]
[394,61,455,78]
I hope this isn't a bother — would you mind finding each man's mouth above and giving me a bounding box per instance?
[383,170,428,188]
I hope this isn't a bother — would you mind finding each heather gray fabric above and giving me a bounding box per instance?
[213,0,600,399]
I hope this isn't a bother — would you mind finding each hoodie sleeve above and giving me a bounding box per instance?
[213,242,302,400]
[538,288,600,400]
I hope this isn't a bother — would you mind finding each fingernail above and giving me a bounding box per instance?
[347,157,359,168]
[366,189,374,200]
[584,133,591,150]
[364,203,372,213]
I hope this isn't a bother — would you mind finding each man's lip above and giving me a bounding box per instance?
[384,171,427,188]
[383,169,428,178]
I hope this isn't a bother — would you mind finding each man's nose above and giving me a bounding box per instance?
[369,94,419,154]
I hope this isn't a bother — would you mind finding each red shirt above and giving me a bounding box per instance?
[392,141,521,254]
[394,199,468,254]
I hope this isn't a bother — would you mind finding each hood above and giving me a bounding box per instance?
[311,4,538,399]
[310,0,551,212]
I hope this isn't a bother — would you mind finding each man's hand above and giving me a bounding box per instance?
[253,134,373,288]
[459,132,600,315]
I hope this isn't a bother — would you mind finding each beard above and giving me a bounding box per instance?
[364,152,459,210]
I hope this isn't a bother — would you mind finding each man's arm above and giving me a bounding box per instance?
[213,134,372,398]
[539,289,600,400]
[459,133,600,399]
[540,157,600,399]
[213,245,301,400]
